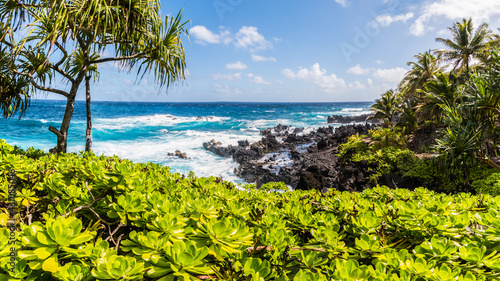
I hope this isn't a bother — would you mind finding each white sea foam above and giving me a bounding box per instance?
[341,108,364,112]
[330,110,372,117]
[94,114,231,130]
[91,128,262,182]
[296,143,315,153]
[257,151,294,175]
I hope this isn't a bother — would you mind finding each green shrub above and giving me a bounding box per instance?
[338,133,368,159]
[1,139,500,280]
[339,129,417,183]
[471,171,500,196]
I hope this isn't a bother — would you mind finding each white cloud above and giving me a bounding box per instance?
[251,54,277,62]
[190,25,273,52]
[410,0,500,36]
[376,12,414,27]
[348,64,371,75]
[226,61,248,70]
[213,84,242,95]
[234,26,272,51]
[282,63,346,92]
[437,28,448,36]
[189,25,231,44]
[372,67,407,83]
[367,78,374,87]
[335,0,347,7]
[250,75,271,85]
[212,72,241,81]
[349,81,366,89]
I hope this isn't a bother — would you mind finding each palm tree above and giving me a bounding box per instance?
[367,90,401,127]
[399,51,441,102]
[418,72,461,124]
[0,0,188,153]
[435,18,491,77]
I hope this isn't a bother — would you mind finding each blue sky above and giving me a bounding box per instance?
[44,0,500,102]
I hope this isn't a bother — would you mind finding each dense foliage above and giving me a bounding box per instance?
[368,18,500,190]
[338,128,416,182]
[1,140,500,280]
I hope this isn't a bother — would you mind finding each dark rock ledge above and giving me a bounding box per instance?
[327,113,377,124]
[203,123,383,192]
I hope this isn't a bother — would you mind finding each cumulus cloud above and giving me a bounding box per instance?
[335,0,347,7]
[409,0,500,36]
[282,63,346,92]
[212,73,241,81]
[251,54,277,62]
[189,25,272,52]
[213,84,242,94]
[349,81,366,89]
[248,74,271,85]
[347,64,406,84]
[235,26,272,51]
[348,64,371,75]
[226,61,248,70]
[372,67,407,83]
[375,12,414,27]
[189,25,231,44]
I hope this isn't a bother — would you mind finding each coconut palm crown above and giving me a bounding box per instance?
[399,51,441,101]
[435,18,491,75]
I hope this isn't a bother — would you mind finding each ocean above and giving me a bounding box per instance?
[0,100,373,183]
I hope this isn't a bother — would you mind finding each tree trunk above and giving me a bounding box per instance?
[85,74,92,152]
[49,95,76,153]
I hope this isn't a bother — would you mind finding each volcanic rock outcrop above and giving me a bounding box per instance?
[203,123,380,192]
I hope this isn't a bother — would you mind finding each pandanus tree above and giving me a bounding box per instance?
[0,43,31,118]
[0,0,188,153]
[435,18,491,77]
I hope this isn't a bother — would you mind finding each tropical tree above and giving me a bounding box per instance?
[0,46,31,119]
[367,90,401,127]
[435,18,491,77]
[399,51,441,102]
[417,72,461,124]
[396,98,419,135]
[0,0,188,153]
[434,102,485,182]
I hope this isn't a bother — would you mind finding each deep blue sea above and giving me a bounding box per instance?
[0,100,373,182]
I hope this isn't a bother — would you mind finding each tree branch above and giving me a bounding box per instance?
[94,39,134,45]
[5,40,76,83]
[53,41,68,68]
[75,31,88,51]
[90,52,148,64]
[481,157,500,171]
[12,69,70,98]
[63,188,112,218]
[49,126,63,138]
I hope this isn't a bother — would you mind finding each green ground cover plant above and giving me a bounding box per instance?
[338,128,417,182]
[1,139,500,280]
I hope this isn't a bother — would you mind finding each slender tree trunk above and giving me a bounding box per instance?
[49,95,76,153]
[48,71,86,154]
[85,74,92,152]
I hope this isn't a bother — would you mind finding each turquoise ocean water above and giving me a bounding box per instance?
[0,100,373,182]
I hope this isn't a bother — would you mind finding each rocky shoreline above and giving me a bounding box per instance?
[203,123,387,192]
[327,113,376,124]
